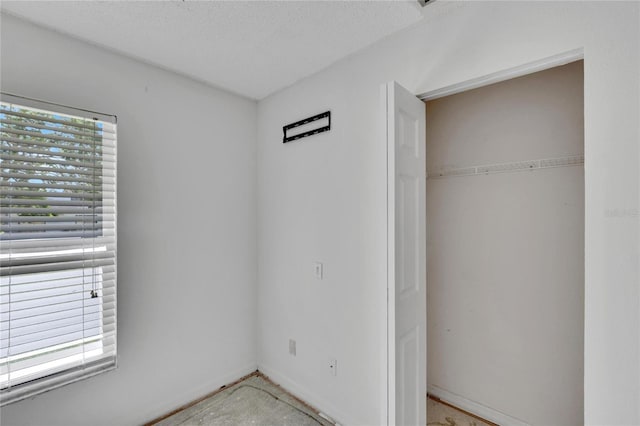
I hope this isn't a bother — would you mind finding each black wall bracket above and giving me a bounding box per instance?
[283,111,331,143]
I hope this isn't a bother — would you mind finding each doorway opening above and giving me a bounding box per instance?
[423,60,585,425]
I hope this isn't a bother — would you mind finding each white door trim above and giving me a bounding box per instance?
[418,48,584,101]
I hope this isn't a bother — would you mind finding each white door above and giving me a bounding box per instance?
[384,81,426,426]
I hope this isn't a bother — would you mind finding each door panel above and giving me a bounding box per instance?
[385,81,426,426]
[398,174,419,295]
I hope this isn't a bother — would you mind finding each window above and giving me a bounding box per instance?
[0,94,117,405]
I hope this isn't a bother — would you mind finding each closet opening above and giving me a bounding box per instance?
[424,60,585,425]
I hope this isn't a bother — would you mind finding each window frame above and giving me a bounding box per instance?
[0,93,117,406]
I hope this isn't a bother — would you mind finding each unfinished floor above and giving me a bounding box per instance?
[151,373,333,426]
[427,396,494,426]
[150,372,497,426]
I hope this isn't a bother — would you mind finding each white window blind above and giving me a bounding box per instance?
[0,93,117,405]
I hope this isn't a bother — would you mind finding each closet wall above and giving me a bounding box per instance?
[426,61,584,425]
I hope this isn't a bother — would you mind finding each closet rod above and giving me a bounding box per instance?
[427,154,584,179]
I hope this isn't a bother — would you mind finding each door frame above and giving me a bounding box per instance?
[382,47,585,425]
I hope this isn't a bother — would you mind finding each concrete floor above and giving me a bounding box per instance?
[154,374,333,426]
[153,372,494,426]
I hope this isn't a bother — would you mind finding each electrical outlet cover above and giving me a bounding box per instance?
[314,262,323,279]
[329,358,337,376]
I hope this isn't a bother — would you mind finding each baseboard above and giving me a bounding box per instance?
[257,364,356,426]
[142,362,258,425]
[428,384,530,426]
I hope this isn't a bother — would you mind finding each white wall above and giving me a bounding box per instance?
[1,3,637,426]
[0,14,258,426]
[257,2,639,425]
[426,62,584,425]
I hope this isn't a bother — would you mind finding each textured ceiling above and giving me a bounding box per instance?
[1,1,424,100]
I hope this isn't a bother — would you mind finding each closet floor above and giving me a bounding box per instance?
[427,395,495,426]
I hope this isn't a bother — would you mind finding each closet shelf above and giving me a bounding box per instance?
[427,154,584,179]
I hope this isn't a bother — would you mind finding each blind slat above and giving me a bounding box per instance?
[3,282,115,304]
[1,162,115,177]
[1,272,116,295]
[1,118,110,140]
[1,215,110,223]
[0,135,115,156]
[2,256,115,273]
[0,223,113,234]
[1,321,105,349]
[1,153,110,170]
[1,109,116,134]
[1,250,114,268]
[1,189,105,199]
[1,171,113,185]
[2,311,108,335]
[0,180,114,192]
[1,239,116,253]
[0,302,116,324]
[2,143,115,163]
[1,198,105,207]
[2,129,104,147]
[0,206,114,215]
[1,231,115,242]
